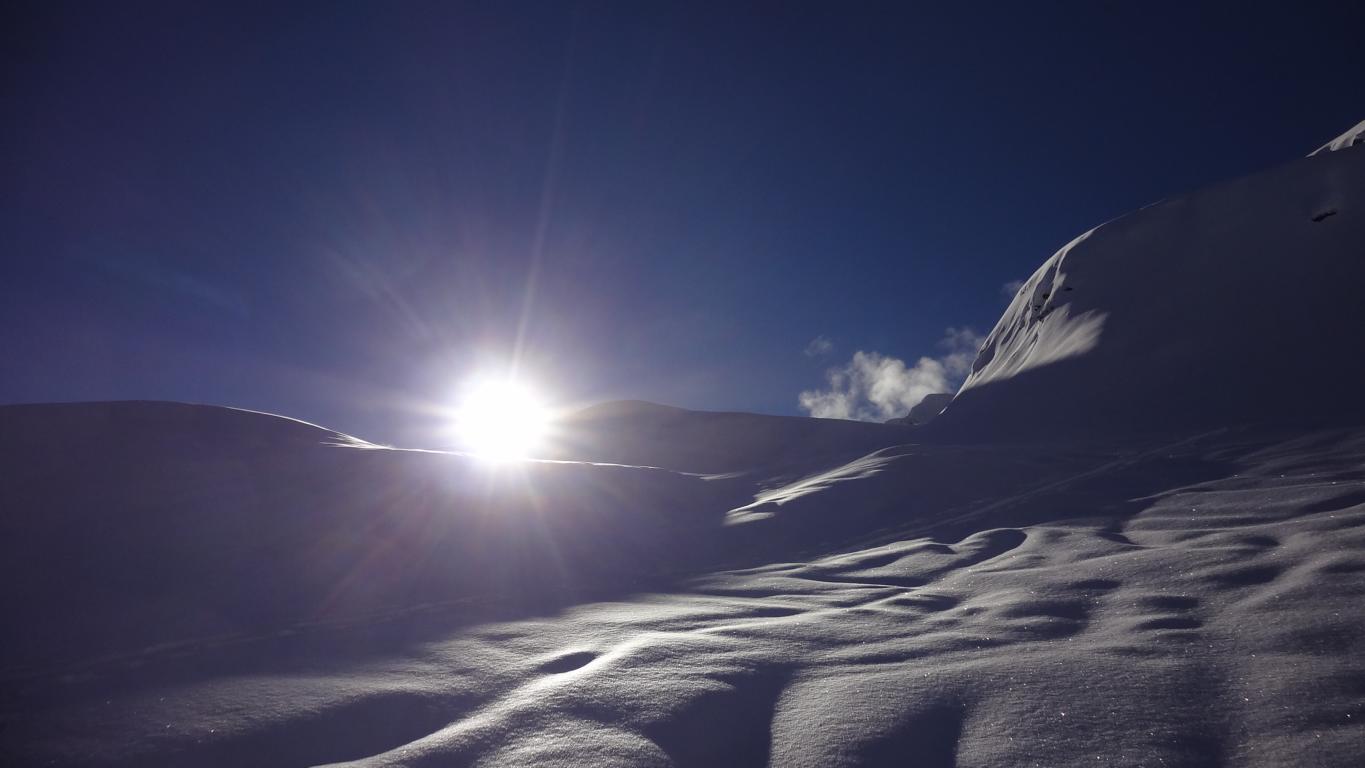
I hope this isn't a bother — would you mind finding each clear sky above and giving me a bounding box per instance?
[3,2,1363,445]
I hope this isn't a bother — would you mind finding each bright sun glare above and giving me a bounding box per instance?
[454,379,551,461]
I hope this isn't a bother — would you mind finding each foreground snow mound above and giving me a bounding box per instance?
[5,425,1364,767]
[937,122,1365,440]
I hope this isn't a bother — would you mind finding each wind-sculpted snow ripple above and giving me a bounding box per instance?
[6,424,1365,767]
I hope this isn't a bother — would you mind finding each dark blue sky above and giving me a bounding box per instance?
[3,2,1362,444]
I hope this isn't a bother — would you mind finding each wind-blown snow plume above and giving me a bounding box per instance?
[1000,279,1026,304]
[799,328,982,421]
[938,326,982,379]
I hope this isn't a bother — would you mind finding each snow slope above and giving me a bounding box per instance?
[937,124,1365,440]
[3,122,1365,767]
[5,414,1364,768]
[0,402,752,673]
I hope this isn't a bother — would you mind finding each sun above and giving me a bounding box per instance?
[453,378,552,461]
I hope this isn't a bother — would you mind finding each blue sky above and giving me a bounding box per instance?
[3,2,1363,444]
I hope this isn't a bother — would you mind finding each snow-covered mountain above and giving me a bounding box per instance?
[935,121,1365,440]
[3,121,1364,768]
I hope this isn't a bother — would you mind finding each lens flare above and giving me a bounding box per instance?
[454,379,550,461]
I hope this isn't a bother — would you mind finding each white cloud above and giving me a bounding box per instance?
[798,328,985,422]
[804,335,834,357]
